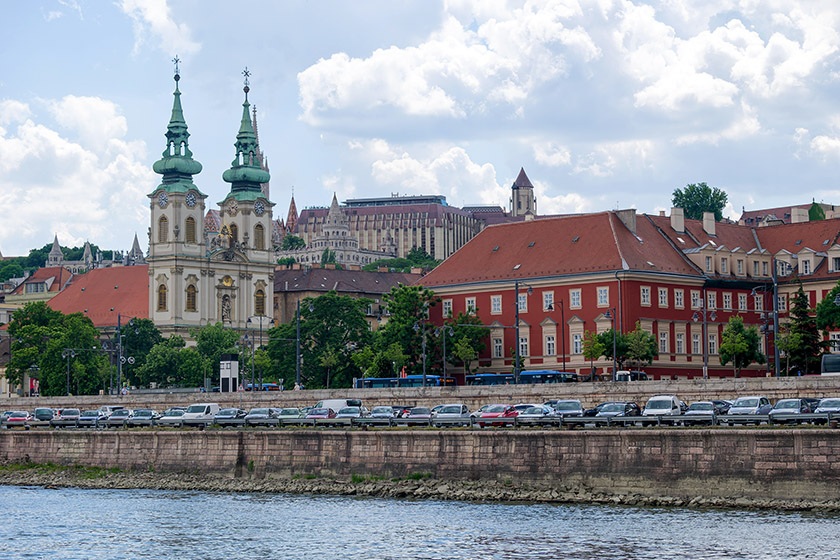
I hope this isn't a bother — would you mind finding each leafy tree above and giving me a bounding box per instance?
[319,346,340,388]
[719,316,765,377]
[179,347,209,388]
[672,182,728,221]
[276,257,297,266]
[362,248,441,272]
[775,330,802,376]
[321,248,336,264]
[784,284,826,375]
[281,235,306,250]
[582,330,606,378]
[452,337,477,373]
[6,302,65,390]
[0,261,23,282]
[121,318,163,386]
[597,328,629,370]
[443,312,486,372]
[376,284,439,376]
[190,322,239,378]
[625,322,658,367]
[136,343,180,387]
[815,280,840,332]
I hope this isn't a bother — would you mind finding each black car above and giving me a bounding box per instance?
[584,402,613,417]
[596,401,642,417]
[33,408,56,422]
[215,408,247,427]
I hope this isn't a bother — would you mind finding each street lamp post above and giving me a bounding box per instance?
[603,308,618,381]
[514,279,534,384]
[692,302,717,379]
[435,326,454,378]
[61,349,75,396]
[413,321,428,386]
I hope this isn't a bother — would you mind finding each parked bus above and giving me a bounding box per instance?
[355,375,456,389]
[821,354,840,376]
[466,371,578,385]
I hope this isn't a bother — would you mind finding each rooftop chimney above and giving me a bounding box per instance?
[615,209,637,234]
[670,207,684,233]
[702,211,716,236]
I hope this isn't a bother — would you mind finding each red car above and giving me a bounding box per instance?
[478,404,519,427]
[5,411,32,429]
[305,407,337,419]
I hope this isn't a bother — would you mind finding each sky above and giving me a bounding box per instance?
[3,0,840,257]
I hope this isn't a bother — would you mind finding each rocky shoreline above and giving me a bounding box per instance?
[2,462,839,512]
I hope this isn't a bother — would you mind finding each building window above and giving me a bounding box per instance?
[723,293,732,311]
[778,294,787,311]
[493,337,503,358]
[658,288,668,308]
[659,331,668,353]
[691,291,701,309]
[545,335,555,356]
[543,291,554,311]
[491,295,502,314]
[830,332,840,353]
[255,289,266,316]
[692,333,701,354]
[675,333,684,354]
[157,284,167,311]
[705,256,713,272]
[519,337,529,357]
[762,261,768,276]
[158,216,168,243]
[597,287,609,307]
[572,333,582,354]
[254,224,265,250]
[834,257,840,272]
[737,259,744,275]
[185,217,196,244]
[708,334,717,355]
[25,283,46,294]
[675,290,684,309]
[465,297,476,314]
[801,260,811,275]
[442,299,452,317]
[738,293,747,311]
[754,295,763,311]
[570,289,581,309]
[707,292,716,310]
[640,286,651,306]
[518,293,528,313]
[721,258,728,274]
[753,261,759,276]
[186,285,197,312]
[230,223,239,242]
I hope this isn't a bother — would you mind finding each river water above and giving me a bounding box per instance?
[1,485,838,559]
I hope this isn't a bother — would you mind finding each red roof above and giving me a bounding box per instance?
[11,266,74,294]
[47,265,149,328]
[755,219,840,255]
[421,211,698,288]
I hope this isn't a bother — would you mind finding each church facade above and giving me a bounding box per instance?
[146,69,275,337]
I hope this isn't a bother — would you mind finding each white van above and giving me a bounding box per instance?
[643,395,682,416]
[182,403,220,426]
[314,399,362,413]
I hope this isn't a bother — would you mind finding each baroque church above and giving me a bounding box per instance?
[147,66,275,337]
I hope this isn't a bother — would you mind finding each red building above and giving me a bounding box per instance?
[420,208,840,379]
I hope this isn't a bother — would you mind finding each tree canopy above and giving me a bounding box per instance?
[719,315,765,377]
[672,182,728,221]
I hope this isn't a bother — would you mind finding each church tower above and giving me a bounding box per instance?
[510,167,537,217]
[147,60,208,329]
[47,235,63,267]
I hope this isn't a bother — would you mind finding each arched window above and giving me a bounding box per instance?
[157,284,167,311]
[255,289,266,316]
[254,224,265,250]
[186,284,197,312]
[158,216,168,243]
[229,224,239,246]
[185,217,196,244]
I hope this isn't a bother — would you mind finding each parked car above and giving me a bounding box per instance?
[683,401,718,425]
[275,408,304,419]
[305,408,337,419]
[513,403,544,412]
[390,405,411,418]
[815,397,840,414]
[478,404,519,427]
[77,410,107,428]
[51,408,81,427]
[215,408,247,426]
[711,400,732,414]
[516,405,557,423]
[596,402,641,417]
[33,408,57,422]
[642,395,682,420]
[157,409,185,427]
[104,408,132,428]
[244,408,279,426]
[727,396,773,415]
[432,404,470,426]
[551,400,584,418]
[127,409,159,427]
[470,404,494,418]
[182,403,221,426]
[335,406,367,419]
[584,402,612,417]
[4,411,32,429]
[406,407,433,420]
[97,405,125,418]
[162,406,187,417]
[370,406,396,419]
[614,370,648,381]
[769,399,812,424]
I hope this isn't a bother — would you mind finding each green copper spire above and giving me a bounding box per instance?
[222,67,270,198]
[151,58,204,195]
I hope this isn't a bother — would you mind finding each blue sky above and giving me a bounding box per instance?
[2,0,840,257]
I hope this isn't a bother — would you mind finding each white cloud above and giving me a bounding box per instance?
[676,101,761,145]
[0,98,154,256]
[572,139,656,177]
[46,96,128,151]
[810,135,840,159]
[119,0,201,56]
[0,100,31,127]
[533,141,571,167]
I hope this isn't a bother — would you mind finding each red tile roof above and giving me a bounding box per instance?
[421,212,699,288]
[47,265,149,328]
[274,267,421,294]
[10,266,74,294]
[755,219,840,255]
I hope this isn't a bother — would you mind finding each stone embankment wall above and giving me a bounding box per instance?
[2,429,839,503]
[6,375,840,412]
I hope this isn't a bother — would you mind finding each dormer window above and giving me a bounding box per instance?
[705,256,713,272]
[721,258,728,274]
[802,260,811,275]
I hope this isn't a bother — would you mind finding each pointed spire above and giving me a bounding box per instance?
[252,104,270,199]
[222,68,270,194]
[513,167,533,189]
[82,241,92,263]
[286,195,298,233]
[48,234,63,266]
[152,64,203,194]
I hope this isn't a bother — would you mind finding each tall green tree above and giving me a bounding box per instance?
[719,315,765,377]
[6,302,64,389]
[784,284,826,375]
[280,235,306,250]
[190,322,239,378]
[121,318,163,386]
[815,280,840,333]
[597,328,629,370]
[625,322,658,367]
[672,182,728,221]
[582,330,606,378]
[376,284,439,376]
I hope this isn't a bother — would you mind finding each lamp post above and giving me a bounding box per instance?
[514,279,534,384]
[603,308,617,381]
[413,321,428,386]
[61,349,75,396]
[435,326,454,378]
[692,303,717,379]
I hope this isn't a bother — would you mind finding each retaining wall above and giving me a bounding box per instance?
[2,429,839,502]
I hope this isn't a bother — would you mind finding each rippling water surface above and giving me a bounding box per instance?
[1,485,838,560]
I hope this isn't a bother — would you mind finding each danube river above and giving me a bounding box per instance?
[2,485,838,559]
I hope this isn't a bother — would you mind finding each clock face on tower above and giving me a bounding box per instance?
[158,192,168,208]
[254,200,265,216]
[185,192,197,208]
[227,199,238,216]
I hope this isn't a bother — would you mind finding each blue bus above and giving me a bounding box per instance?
[465,373,515,385]
[355,375,456,388]
[467,370,578,385]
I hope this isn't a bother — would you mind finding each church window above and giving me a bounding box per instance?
[230,224,239,242]
[185,217,196,244]
[186,285,197,312]
[255,289,266,316]
[254,224,265,250]
[157,284,167,311]
[158,216,168,242]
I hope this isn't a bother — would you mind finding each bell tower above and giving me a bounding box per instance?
[510,167,537,217]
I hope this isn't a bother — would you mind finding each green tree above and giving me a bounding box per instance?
[784,284,826,375]
[597,328,629,370]
[0,261,23,282]
[376,284,439,376]
[319,346,340,389]
[190,322,239,378]
[6,302,65,390]
[321,248,336,264]
[672,182,728,221]
[276,257,297,266]
[815,280,840,333]
[179,347,209,388]
[452,337,477,373]
[121,318,164,386]
[582,330,606,378]
[719,315,765,377]
[443,312,486,372]
[281,235,306,250]
[625,322,658,367]
[136,342,180,387]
